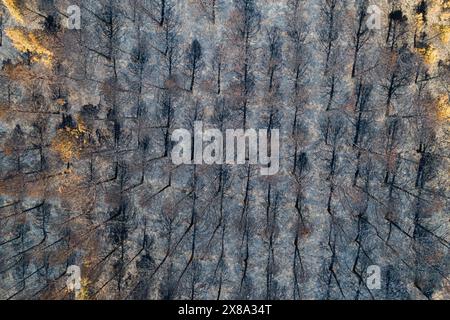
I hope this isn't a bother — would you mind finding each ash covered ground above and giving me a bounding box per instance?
[0,0,449,300]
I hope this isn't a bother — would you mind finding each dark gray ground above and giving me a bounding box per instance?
[0,0,448,300]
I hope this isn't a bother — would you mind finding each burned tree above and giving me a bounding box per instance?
[186,39,203,92]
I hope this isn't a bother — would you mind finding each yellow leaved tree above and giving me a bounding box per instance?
[3,0,55,67]
[435,24,450,43]
[433,0,450,43]
[2,0,25,24]
[436,95,450,121]
[414,0,450,65]
[417,45,439,65]
[5,28,53,66]
[51,120,89,164]
[77,278,91,300]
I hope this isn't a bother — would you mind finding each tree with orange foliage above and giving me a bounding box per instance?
[51,116,89,166]
[5,28,53,66]
[2,0,25,24]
